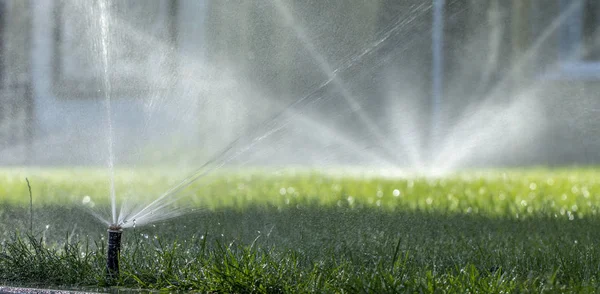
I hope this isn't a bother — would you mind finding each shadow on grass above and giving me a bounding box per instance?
[1,204,599,292]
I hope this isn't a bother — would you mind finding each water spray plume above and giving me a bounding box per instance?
[75,0,595,234]
[428,0,584,171]
[86,0,435,229]
[271,0,404,163]
[98,0,118,225]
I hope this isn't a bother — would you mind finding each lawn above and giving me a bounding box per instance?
[1,167,600,292]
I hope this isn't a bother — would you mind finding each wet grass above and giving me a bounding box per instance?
[1,168,600,292]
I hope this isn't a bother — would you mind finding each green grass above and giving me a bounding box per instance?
[2,168,600,292]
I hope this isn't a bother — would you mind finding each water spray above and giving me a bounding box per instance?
[107,224,122,281]
[430,0,445,162]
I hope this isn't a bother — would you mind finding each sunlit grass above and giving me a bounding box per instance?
[2,167,600,219]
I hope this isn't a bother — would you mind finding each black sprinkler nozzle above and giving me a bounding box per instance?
[107,226,122,281]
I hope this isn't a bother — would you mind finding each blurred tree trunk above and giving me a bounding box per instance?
[0,0,33,164]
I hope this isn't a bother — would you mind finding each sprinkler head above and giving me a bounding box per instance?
[106,225,123,282]
[108,224,122,231]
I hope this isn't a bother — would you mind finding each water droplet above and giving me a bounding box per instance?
[393,189,400,197]
[82,196,91,204]
[279,188,286,195]
[45,225,50,230]
[143,234,149,239]
[529,183,537,191]
[426,198,433,205]
[583,189,590,198]
[347,196,355,205]
[520,200,527,207]
[133,219,137,228]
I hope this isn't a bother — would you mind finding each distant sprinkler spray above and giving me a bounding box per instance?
[430,0,445,161]
[107,224,122,281]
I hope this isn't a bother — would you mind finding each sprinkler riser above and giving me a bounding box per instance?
[107,228,122,281]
